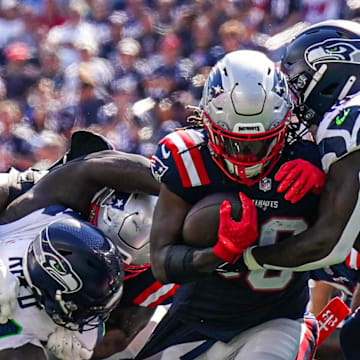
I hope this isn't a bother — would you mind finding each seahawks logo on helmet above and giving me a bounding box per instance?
[32,226,83,294]
[305,38,360,70]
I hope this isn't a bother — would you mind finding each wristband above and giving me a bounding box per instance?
[164,245,211,283]
[243,246,262,270]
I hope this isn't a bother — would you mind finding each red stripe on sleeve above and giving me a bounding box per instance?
[177,131,210,186]
[160,137,192,187]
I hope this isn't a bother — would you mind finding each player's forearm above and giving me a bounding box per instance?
[152,244,221,284]
[247,218,356,271]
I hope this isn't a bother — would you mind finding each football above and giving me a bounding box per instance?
[182,192,242,248]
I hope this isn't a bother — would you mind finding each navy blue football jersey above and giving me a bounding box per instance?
[151,127,321,340]
[311,248,360,296]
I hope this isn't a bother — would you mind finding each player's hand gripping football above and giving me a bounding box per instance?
[47,326,93,360]
[275,159,326,204]
[213,192,258,264]
[0,258,19,324]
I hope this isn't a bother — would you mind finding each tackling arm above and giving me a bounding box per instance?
[246,150,360,271]
[0,151,160,224]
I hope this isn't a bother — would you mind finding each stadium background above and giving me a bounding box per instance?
[0,0,357,172]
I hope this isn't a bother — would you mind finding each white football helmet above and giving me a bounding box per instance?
[89,188,157,279]
[201,50,292,185]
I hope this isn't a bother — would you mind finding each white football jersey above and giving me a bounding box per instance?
[0,206,99,352]
[316,92,360,173]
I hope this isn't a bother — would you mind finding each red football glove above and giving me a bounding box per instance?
[213,193,258,264]
[275,159,326,204]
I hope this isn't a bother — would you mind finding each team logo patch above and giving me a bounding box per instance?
[305,38,360,70]
[151,155,169,182]
[107,192,131,211]
[273,66,287,98]
[259,177,272,192]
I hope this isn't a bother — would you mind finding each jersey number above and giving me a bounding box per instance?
[246,217,308,291]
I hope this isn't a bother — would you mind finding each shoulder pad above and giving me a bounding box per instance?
[316,103,360,173]
[151,129,210,188]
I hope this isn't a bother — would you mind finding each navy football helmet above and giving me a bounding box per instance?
[24,218,124,331]
[281,20,360,126]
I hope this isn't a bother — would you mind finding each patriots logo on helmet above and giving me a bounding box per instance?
[273,66,287,98]
[110,192,131,211]
[151,155,169,182]
[305,38,360,70]
[204,65,224,105]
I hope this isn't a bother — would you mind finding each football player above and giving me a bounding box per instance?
[0,148,179,359]
[0,215,124,360]
[216,20,360,360]
[136,50,320,359]
[233,20,360,273]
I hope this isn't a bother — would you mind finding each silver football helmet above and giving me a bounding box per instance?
[89,188,157,278]
[201,50,292,185]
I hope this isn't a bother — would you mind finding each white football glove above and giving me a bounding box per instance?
[46,326,93,360]
[0,258,19,324]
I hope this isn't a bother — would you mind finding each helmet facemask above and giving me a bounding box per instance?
[204,111,290,185]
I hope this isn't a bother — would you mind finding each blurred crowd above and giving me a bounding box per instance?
[0,0,357,171]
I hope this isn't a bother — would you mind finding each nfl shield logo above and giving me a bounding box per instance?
[259,177,272,192]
